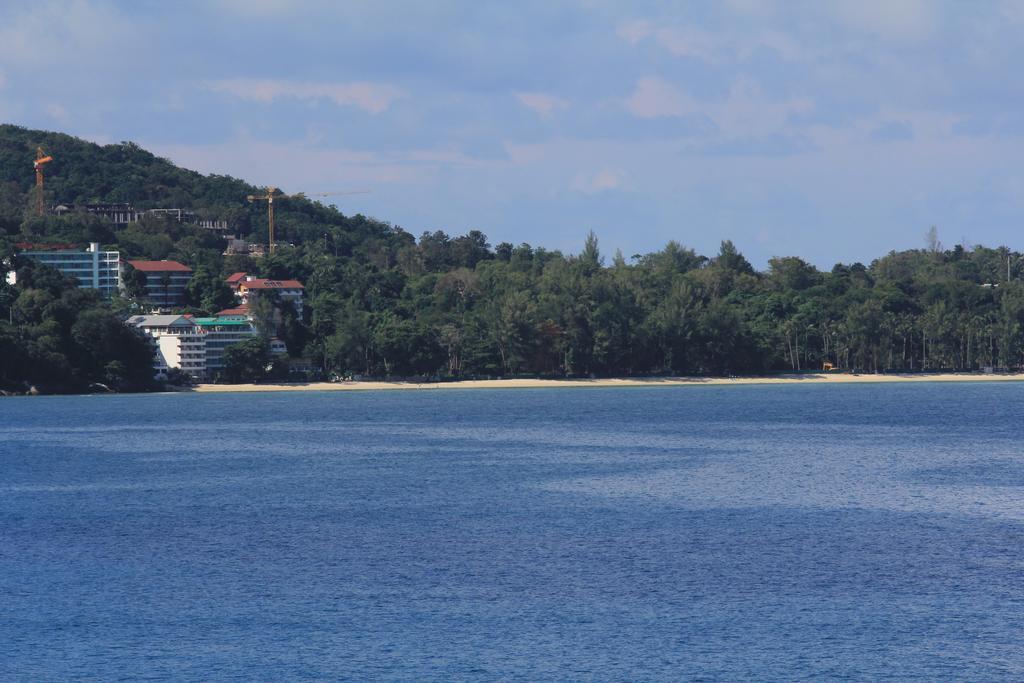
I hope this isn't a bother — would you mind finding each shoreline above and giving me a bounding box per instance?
[191,372,1024,393]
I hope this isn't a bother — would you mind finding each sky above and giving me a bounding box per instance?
[2,1,1024,267]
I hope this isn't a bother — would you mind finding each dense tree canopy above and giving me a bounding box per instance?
[0,259,154,392]
[3,125,1024,390]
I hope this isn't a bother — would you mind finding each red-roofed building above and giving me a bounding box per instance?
[128,260,192,273]
[127,260,193,307]
[238,278,304,291]
[215,305,250,318]
[14,242,81,251]
[228,273,304,319]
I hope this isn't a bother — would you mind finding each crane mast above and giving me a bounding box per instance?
[247,187,369,255]
[247,187,282,255]
[34,147,53,217]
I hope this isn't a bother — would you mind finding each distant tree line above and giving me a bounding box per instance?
[290,231,1024,378]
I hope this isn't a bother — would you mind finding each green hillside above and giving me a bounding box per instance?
[0,124,252,208]
[0,124,404,261]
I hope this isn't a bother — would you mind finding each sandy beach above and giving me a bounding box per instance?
[192,372,1024,393]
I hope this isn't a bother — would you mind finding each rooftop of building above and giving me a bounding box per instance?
[127,314,195,327]
[216,305,250,317]
[237,278,304,290]
[226,272,304,290]
[128,259,192,273]
[16,242,89,251]
[53,203,133,211]
[192,317,253,327]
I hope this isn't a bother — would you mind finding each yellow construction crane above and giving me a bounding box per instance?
[247,187,370,255]
[34,147,53,216]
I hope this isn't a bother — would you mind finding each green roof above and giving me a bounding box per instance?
[193,317,252,326]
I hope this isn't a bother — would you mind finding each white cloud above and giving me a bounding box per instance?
[145,136,488,193]
[715,78,814,135]
[626,77,699,118]
[213,0,296,15]
[0,2,137,67]
[752,30,804,61]
[622,75,815,151]
[515,92,569,117]
[649,27,719,61]
[832,0,935,42]
[572,168,625,194]
[616,20,718,62]
[504,141,549,166]
[207,79,405,114]
[45,103,70,124]
[625,76,813,138]
[722,0,775,16]
[616,19,654,44]
[151,141,412,188]
[617,18,803,64]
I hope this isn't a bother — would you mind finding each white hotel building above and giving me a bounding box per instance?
[127,315,207,379]
[128,314,286,380]
[13,242,121,296]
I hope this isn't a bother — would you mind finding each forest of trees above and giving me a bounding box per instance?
[3,124,1024,391]
[0,257,156,393]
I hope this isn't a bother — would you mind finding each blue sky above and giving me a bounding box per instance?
[2,1,1023,267]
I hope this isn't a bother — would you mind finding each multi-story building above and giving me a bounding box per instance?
[52,204,228,229]
[197,218,229,231]
[127,260,193,307]
[53,203,138,224]
[227,273,304,319]
[127,313,287,381]
[126,314,206,380]
[14,242,121,296]
[193,316,259,376]
[223,236,263,257]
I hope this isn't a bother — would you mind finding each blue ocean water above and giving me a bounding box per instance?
[2,383,1024,680]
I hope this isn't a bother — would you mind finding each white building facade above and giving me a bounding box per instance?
[193,316,260,377]
[127,315,207,379]
[16,242,121,296]
[128,314,288,381]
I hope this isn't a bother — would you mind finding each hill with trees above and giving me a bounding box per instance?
[3,124,1024,391]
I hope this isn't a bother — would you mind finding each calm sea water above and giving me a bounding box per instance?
[3,383,1024,680]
